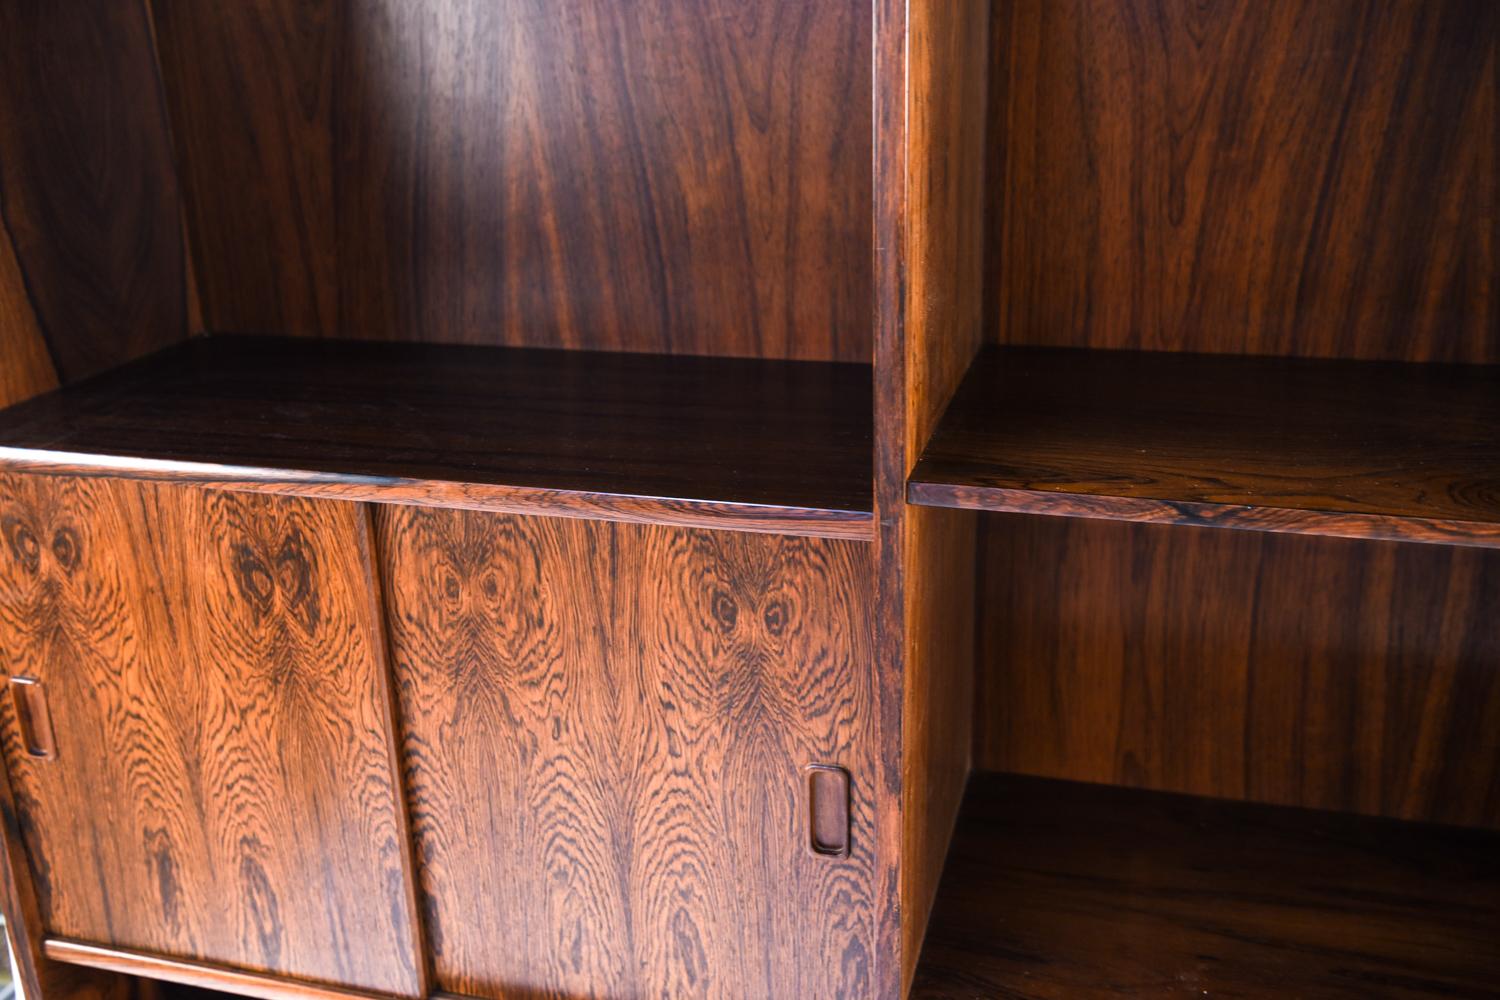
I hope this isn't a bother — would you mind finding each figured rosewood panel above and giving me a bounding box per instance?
[976,514,1500,828]
[0,475,424,994]
[0,0,190,382]
[151,0,872,361]
[376,508,877,998]
[987,0,1499,362]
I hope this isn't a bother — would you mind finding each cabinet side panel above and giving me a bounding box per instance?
[0,0,191,384]
[0,475,424,995]
[976,515,1500,829]
[150,0,873,362]
[376,509,877,998]
[988,0,1499,361]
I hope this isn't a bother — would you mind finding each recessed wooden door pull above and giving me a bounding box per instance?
[806,764,850,858]
[10,677,56,761]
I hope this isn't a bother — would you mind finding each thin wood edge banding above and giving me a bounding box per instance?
[906,480,1500,550]
[0,450,876,541]
[43,939,406,1000]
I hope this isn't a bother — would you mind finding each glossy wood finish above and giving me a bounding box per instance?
[150,0,872,362]
[0,336,874,540]
[0,475,424,995]
[890,3,991,992]
[976,514,1500,828]
[376,508,877,998]
[868,0,911,990]
[987,0,1499,363]
[43,941,397,1000]
[0,0,191,384]
[910,347,1500,548]
[911,773,1500,998]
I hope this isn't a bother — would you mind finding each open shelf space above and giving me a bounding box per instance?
[0,335,874,538]
[911,773,1500,999]
[908,347,1500,548]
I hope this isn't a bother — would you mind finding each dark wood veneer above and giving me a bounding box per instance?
[987,0,1498,363]
[911,773,1500,998]
[0,0,191,384]
[976,514,1500,828]
[0,336,874,539]
[910,347,1500,547]
[150,0,872,362]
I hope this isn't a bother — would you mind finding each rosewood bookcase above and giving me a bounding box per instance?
[0,2,1494,998]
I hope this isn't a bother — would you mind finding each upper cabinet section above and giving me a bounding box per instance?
[150,0,875,362]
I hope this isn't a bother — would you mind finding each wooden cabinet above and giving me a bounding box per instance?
[0,474,424,996]
[0,476,884,998]
[0,1,1495,998]
[377,509,877,998]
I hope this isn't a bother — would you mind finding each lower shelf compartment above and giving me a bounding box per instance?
[911,773,1500,999]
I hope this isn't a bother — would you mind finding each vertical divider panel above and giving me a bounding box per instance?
[874,0,992,992]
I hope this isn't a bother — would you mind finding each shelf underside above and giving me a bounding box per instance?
[912,773,1500,999]
[0,335,874,538]
[909,347,1500,547]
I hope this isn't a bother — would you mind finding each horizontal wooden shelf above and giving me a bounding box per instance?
[0,335,874,539]
[908,347,1500,548]
[912,773,1500,998]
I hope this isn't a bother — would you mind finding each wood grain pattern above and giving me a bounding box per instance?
[0,474,424,994]
[869,0,909,991]
[910,773,1500,998]
[903,0,991,468]
[0,0,190,382]
[976,514,1500,828]
[151,0,872,361]
[0,336,874,540]
[987,0,1499,362]
[894,3,990,993]
[910,346,1500,548]
[44,940,400,1000]
[376,508,877,999]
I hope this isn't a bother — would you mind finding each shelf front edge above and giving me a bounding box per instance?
[906,479,1500,550]
[0,448,876,541]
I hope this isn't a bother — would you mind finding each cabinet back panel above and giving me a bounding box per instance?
[0,475,424,995]
[376,508,877,998]
[975,514,1500,829]
[0,0,191,391]
[987,0,1498,362]
[150,0,873,362]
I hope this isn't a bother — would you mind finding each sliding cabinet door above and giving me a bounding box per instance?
[377,509,878,999]
[0,474,423,996]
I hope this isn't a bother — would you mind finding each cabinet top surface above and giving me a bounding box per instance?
[0,335,874,537]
